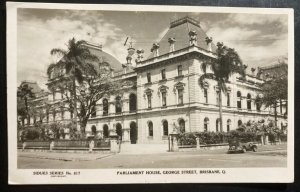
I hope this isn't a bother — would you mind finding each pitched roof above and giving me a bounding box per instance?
[148,16,217,59]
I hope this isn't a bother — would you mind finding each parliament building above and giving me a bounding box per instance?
[21,16,287,144]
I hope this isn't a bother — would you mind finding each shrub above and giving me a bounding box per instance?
[178,132,196,145]
[24,127,40,140]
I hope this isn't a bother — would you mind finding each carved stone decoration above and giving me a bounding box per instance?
[151,43,160,57]
[205,37,213,52]
[188,30,198,46]
[136,49,144,63]
[168,37,176,52]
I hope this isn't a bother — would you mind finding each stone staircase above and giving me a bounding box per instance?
[120,143,169,154]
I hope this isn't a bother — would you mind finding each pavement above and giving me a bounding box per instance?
[17,143,287,169]
[18,151,115,161]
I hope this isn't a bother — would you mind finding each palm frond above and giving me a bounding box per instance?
[50,48,67,57]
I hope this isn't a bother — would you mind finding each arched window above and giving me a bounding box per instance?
[129,94,137,112]
[116,123,122,138]
[179,119,185,133]
[148,121,153,137]
[91,125,97,136]
[238,120,242,127]
[204,117,209,132]
[115,96,122,114]
[103,98,108,116]
[227,119,231,132]
[216,118,220,132]
[163,120,168,136]
[237,91,242,109]
[247,93,251,110]
[103,124,109,138]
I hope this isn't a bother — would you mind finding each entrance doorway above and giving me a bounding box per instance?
[116,123,122,140]
[130,122,137,144]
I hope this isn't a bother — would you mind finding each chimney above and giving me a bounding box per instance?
[151,43,160,57]
[168,37,176,52]
[136,49,144,63]
[188,30,197,46]
[205,37,213,52]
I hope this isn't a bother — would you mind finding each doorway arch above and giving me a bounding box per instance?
[130,121,137,144]
[116,123,122,139]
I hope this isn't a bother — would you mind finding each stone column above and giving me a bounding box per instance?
[122,128,130,143]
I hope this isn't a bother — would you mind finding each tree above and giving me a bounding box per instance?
[17,83,35,125]
[47,38,129,137]
[258,70,288,127]
[48,38,100,132]
[199,41,246,132]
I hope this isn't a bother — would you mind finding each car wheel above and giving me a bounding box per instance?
[252,146,257,152]
[242,147,246,153]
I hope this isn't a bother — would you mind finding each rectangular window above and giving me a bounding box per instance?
[161,69,166,80]
[237,100,241,109]
[53,92,56,100]
[147,94,152,109]
[227,93,230,107]
[61,90,64,99]
[147,72,151,83]
[162,92,167,107]
[178,89,183,105]
[178,65,182,76]
[204,89,208,103]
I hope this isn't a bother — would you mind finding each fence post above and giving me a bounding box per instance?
[196,137,200,150]
[89,140,94,152]
[171,135,179,152]
[22,142,26,151]
[50,140,54,151]
[265,135,269,145]
[109,134,119,153]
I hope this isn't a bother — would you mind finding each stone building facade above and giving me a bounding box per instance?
[20,16,287,144]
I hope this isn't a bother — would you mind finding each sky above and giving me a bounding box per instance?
[17,8,288,90]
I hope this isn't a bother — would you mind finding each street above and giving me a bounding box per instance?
[18,144,287,169]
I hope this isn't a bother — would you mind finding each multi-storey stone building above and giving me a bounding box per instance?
[20,16,287,144]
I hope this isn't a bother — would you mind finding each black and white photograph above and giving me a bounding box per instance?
[7,2,294,184]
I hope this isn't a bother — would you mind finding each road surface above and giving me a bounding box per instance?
[18,144,287,169]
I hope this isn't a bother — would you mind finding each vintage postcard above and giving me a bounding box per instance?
[7,2,294,184]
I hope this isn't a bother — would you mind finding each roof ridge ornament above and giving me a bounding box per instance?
[189,30,198,46]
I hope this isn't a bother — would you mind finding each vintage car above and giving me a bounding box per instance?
[228,140,258,153]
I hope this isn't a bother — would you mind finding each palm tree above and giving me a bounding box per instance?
[47,38,99,135]
[199,41,246,132]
